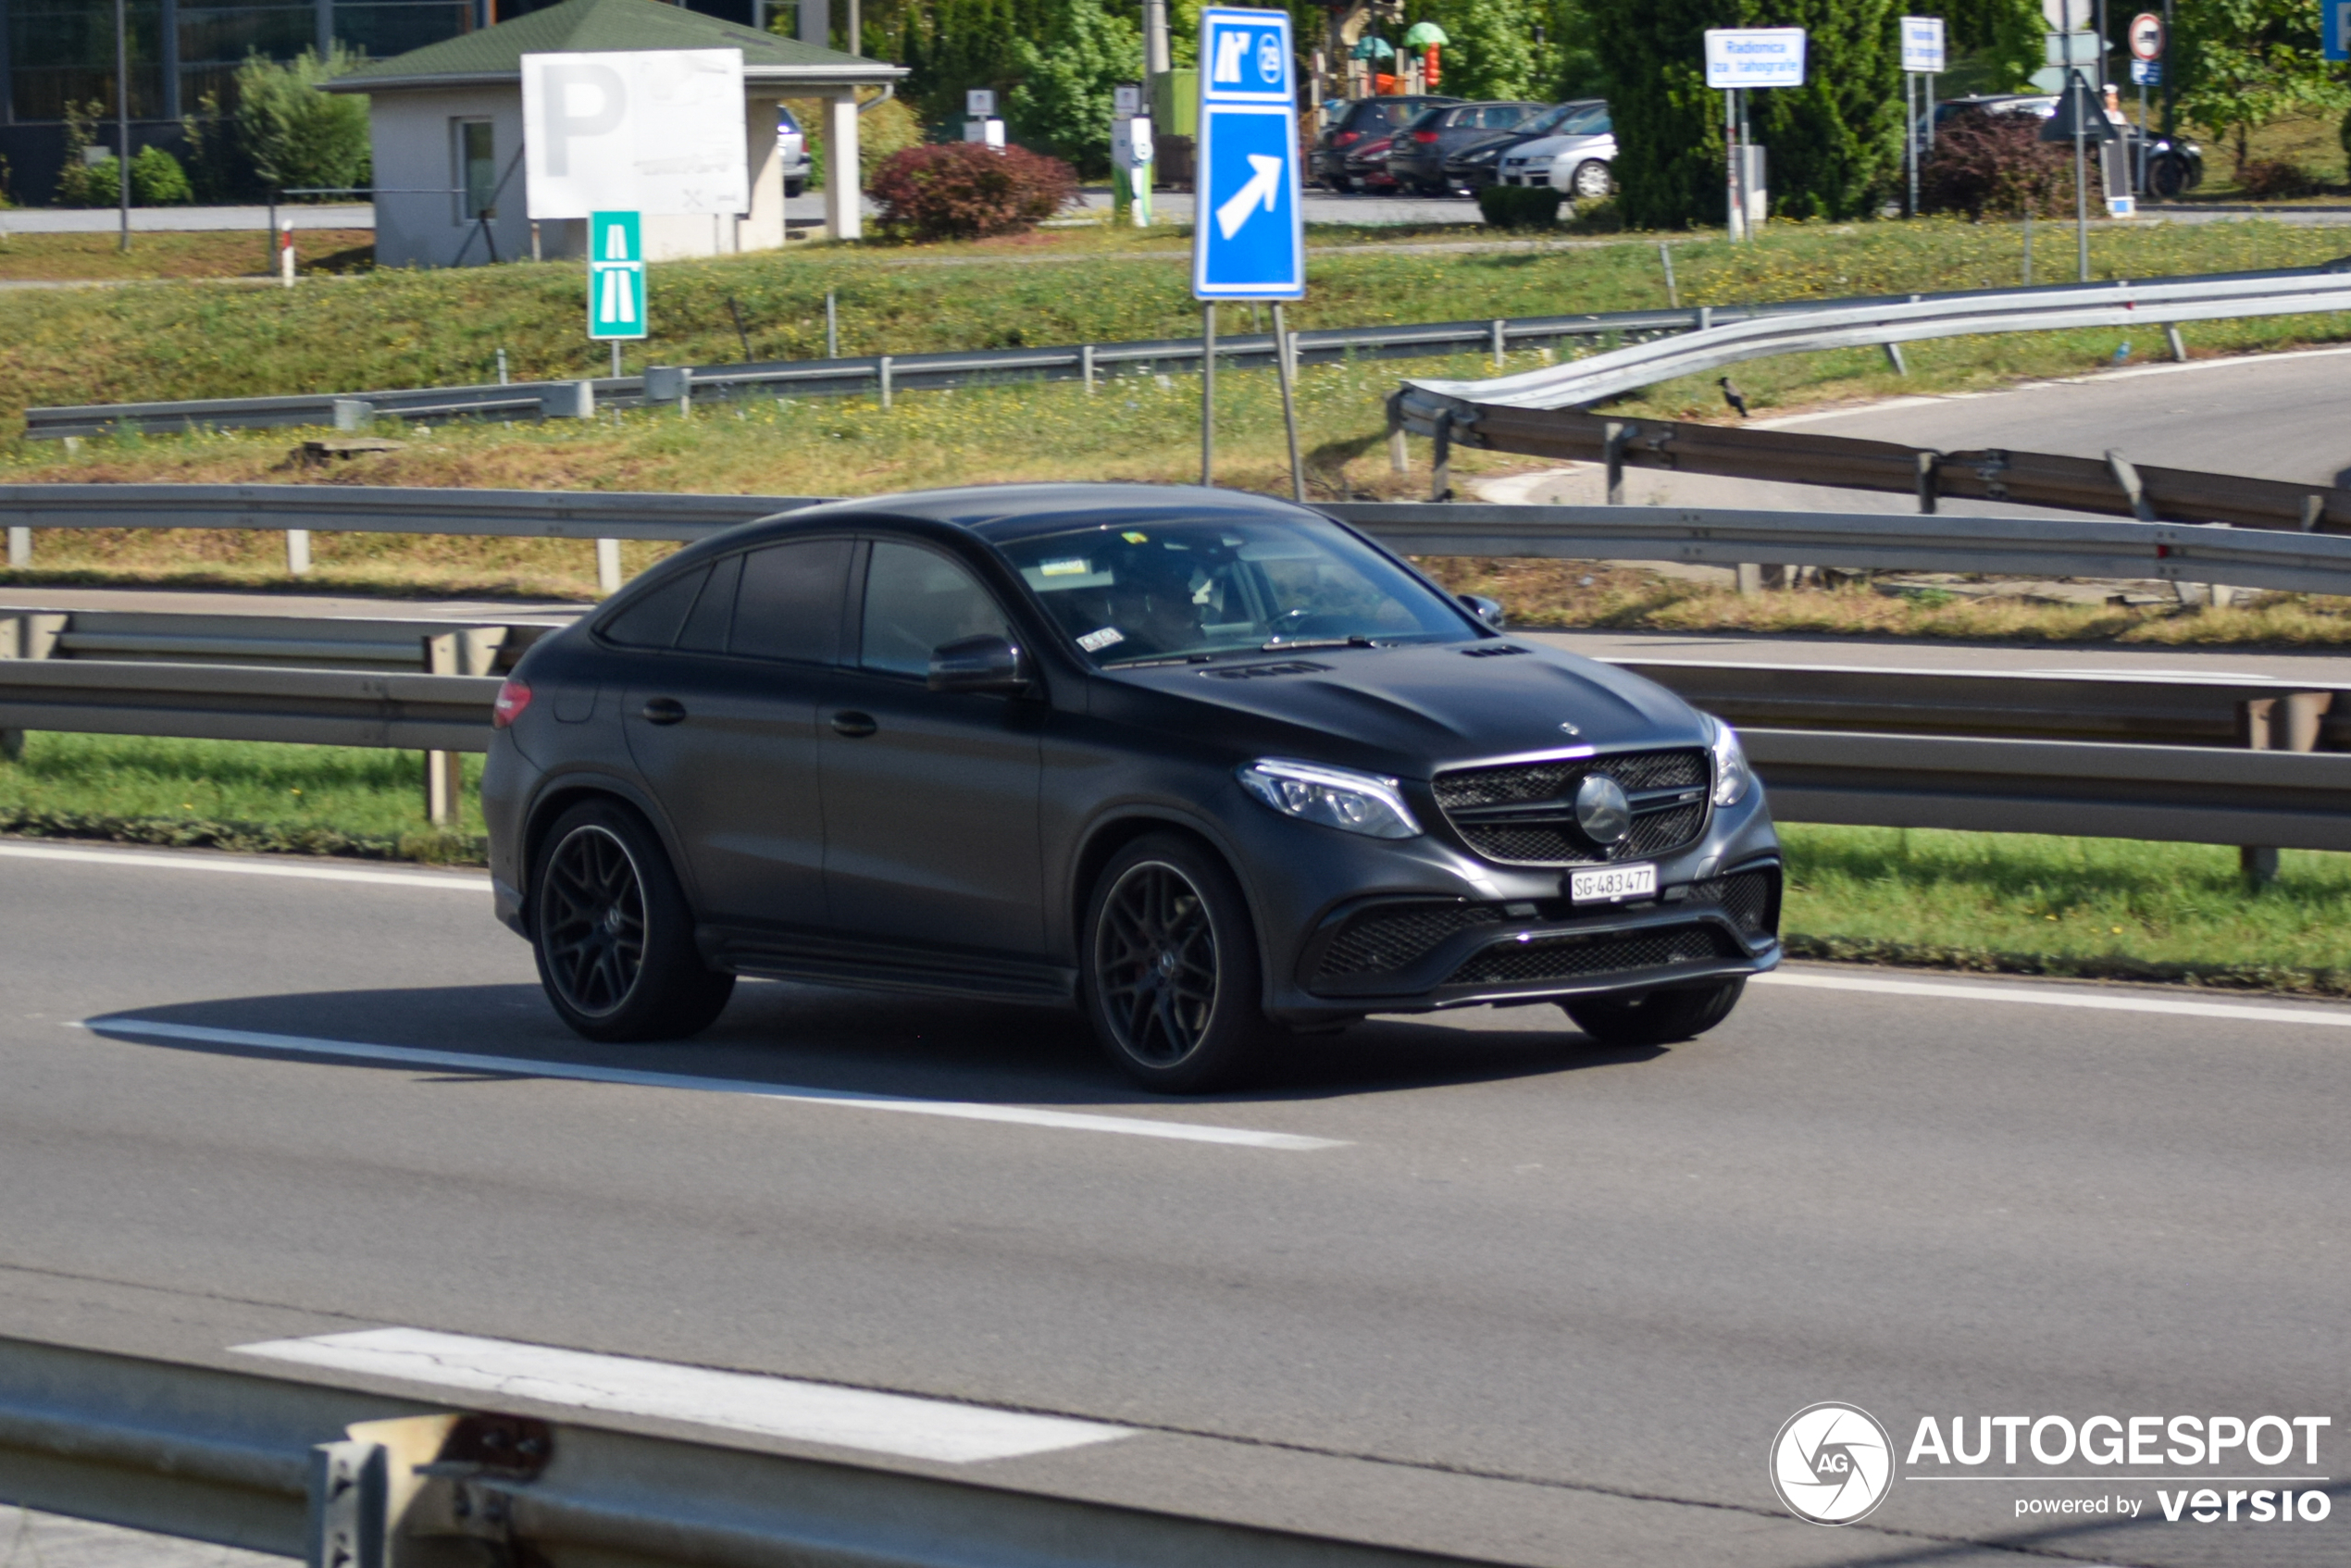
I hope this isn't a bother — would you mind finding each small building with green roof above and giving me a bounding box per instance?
[326,0,901,267]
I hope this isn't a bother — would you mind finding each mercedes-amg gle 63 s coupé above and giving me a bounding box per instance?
[483,485,1782,1091]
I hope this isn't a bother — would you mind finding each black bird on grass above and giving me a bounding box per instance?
[1718,377,1749,417]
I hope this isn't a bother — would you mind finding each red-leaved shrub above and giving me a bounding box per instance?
[2237,158,2319,200]
[1920,106,2074,220]
[867,143,1077,242]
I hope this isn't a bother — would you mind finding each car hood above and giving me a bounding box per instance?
[1098,641,1704,777]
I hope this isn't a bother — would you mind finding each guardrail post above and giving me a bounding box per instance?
[2237,692,2332,885]
[543,381,594,421]
[1081,343,1096,394]
[6,527,27,569]
[2166,325,2188,362]
[419,629,502,828]
[1882,342,1908,376]
[1915,451,1939,515]
[878,355,894,411]
[2302,495,2326,532]
[1490,318,1506,370]
[286,530,312,576]
[0,612,63,761]
[331,398,372,433]
[1429,413,1453,504]
[1385,392,1408,475]
[1603,420,1628,504]
[643,366,691,416]
[595,540,623,597]
[1735,563,1762,595]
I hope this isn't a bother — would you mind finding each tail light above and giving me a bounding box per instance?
[1336,131,1361,146]
[1412,130,1439,143]
[492,678,532,728]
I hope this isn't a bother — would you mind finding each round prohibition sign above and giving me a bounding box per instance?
[2130,12,2165,60]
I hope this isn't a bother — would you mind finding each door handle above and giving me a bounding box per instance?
[640,697,688,725]
[830,710,878,738]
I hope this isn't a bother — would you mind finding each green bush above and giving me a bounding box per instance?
[131,145,193,204]
[236,46,371,196]
[1477,183,1564,229]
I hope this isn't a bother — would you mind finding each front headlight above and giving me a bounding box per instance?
[1238,759,1423,840]
[1708,716,1751,807]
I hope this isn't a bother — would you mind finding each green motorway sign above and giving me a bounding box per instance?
[588,211,646,342]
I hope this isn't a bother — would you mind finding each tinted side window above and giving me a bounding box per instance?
[678,552,743,653]
[731,538,849,663]
[860,541,1011,678]
[601,566,709,649]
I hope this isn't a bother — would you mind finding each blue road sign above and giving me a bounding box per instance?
[588,211,646,342]
[1192,6,1302,301]
[2328,1,2350,61]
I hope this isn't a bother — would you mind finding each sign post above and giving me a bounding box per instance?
[589,210,646,378]
[1703,28,1807,241]
[2130,12,2164,193]
[1192,6,1305,497]
[1900,17,1946,218]
[964,88,1004,150]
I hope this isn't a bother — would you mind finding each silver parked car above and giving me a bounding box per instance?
[1497,100,1614,201]
[777,104,809,198]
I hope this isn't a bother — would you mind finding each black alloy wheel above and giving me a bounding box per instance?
[1083,834,1269,1092]
[531,801,734,1042]
[1566,977,1744,1049]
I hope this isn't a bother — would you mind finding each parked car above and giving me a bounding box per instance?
[483,483,1783,1092]
[1447,97,1608,193]
[1496,99,1615,201]
[1387,101,1547,194]
[1925,93,2203,199]
[1340,132,1399,191]
[777,104,809,198]
[1313,94,1462,191]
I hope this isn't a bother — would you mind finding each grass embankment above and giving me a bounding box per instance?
[0,230,375,283]
[6,734,2345,995]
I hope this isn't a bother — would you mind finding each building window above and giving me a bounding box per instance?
[454,116,493,220]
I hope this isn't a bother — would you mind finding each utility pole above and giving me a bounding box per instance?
[115,0,131,252]
[1143,0,1169,80]
[2071,69,2090,281]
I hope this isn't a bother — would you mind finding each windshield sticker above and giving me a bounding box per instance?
[1039,557,1091,577]
[1121,531,1150,544]
[1076,627,1126,653]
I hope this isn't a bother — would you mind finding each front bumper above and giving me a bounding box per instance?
[1290,860,1780,1014]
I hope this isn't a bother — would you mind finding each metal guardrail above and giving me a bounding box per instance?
[1401,266,2351,414]
[0,485,815,542]
[0,605,559,673]
[3,641,2348,851]
[0,1334,1496,1568]
[28,262,2347,441]
[1382,405,2351,535]
[1324,501,2351,597]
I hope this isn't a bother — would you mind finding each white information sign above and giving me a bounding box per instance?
[2041,0,2091,29]
[1900,16,1947,73]
[1703,28,1809,89]
[522,49,748,220]
[966,88,997,117]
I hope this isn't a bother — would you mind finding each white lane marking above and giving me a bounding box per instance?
[0,840,484,891]
[1768,343,2351,429]
[80,1018,1347,1151]
[1756,968,2351,1028]
[234,1327,1129,1463]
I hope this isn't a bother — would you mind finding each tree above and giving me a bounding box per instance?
[1939,0,2040,94]
[1008,0,1143,172]
[1415,0,1564,102]
[2172,0,2351,176]
[1581,0,1903,226]
[235,46,372,195]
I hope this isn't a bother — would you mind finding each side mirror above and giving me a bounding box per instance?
[927,633,1034,694]
[1460,593,1506,629]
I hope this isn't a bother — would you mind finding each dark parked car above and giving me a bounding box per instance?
[1447,97,1608,192]
[1926,93,2203,198]
[1313,94,1461,191]
[483,485,1783,1091]
[1340,131,1399,191]
[1387,101,1546,194]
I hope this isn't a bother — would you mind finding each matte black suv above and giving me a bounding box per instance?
[483,485,1782,1090]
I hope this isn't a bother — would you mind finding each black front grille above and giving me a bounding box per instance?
[1433,748,1710,866]
[1313,902,1504,983]
[1446,923,1738,988]
[1686,866,1782,940]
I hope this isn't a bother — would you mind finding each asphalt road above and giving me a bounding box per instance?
[1,839,2345,1566]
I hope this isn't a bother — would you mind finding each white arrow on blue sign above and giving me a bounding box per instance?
[1191,6,1302,301]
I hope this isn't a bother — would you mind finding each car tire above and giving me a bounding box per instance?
[1570,160,1613,201]
[1326,172,1353,193]
[2146,154,2185,201]
[785,177,805,198]
[531,800,734,1043]
[1565,978,1744,1048]
[1081,834,1270,1092]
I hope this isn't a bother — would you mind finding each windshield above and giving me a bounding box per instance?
[992,516,1476,666]
[1524,101,1609,137]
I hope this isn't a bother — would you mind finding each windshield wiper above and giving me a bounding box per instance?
[1261,634,1379,652]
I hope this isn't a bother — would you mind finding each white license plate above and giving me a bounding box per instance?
[1570,863,1658,903]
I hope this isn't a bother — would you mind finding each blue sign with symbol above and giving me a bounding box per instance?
[1193,6,1302,301]
[2328,1,2351,61]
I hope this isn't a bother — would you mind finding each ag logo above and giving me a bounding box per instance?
[1770,1402,1893,1524]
